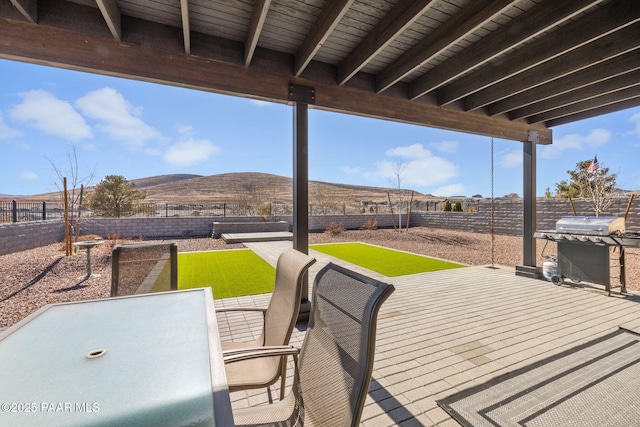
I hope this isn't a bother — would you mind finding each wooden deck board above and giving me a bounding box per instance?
[216,241,640,426]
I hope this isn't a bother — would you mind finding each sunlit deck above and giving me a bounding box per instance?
[215,241,640,426]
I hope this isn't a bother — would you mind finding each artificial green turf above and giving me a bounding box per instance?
[310,242,465,277]
[177,249,276,299]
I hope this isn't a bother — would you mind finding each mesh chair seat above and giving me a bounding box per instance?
[227,262,395,427]
[111,242,178,297]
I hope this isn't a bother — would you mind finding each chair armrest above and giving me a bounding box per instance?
[223,346,300,364]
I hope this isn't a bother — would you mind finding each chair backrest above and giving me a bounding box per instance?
[261,248,316,346]
[111,242,178,297]
[297,263,394,427]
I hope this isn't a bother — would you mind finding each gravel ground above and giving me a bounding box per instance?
[1,227,638,328]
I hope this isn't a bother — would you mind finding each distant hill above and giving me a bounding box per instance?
[136,172,428,204]
[129,174,203,189]
[3,172,432,204]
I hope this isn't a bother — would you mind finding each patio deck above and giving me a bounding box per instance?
[215,241,640,426]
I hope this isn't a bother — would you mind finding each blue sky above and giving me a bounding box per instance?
[1,58,639,198]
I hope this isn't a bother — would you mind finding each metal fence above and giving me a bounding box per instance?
[1,199,482,223]
[0,201,65,223]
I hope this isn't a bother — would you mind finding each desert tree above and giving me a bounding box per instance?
[47,144,96,253]
[87,175,146,217]
[310,181,342,215]
[388,160,409,231]
[555,158,617,216]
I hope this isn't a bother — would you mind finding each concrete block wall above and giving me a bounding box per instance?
[80,217,214,239]
[0,221,65,256]
[0,197,637,256]
[212,221,289,238]
[308,213,407,232]
[411,197,640,236]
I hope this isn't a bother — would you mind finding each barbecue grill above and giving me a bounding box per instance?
[534,216,640,296]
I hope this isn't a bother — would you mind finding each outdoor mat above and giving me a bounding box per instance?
[437,328,640,427]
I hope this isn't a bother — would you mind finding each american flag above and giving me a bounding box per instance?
[587,155,599,174]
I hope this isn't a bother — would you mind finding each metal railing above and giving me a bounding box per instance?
[1,199,482,223]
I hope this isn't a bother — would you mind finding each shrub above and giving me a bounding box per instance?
[453,201,463,212]
[256,203,271,217]
[443,199,452,211]
[325,222,345,236]
[360,219,378,230]
[105,230,142,251]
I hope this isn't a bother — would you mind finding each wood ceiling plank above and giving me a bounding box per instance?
[414,0,606,102]
[375,0,515,93]
[0,16,550,144]
[546,97,640,127]
[9,0,36,23]
[509,70,640,121]
[440,0,640,107]
[527,85,640,124]
[244,0,271,66]
[464,22,640,111]
[96,0,121,41]
[180,0,190,55]
[487,49,640,116]
[337,0,437,85]
[294,0,354,77]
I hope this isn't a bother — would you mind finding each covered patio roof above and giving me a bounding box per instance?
[2,0,639,144]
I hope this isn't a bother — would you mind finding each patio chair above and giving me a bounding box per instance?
[218,248,316,400]
[225,262,395,427]
[110,242,178,297]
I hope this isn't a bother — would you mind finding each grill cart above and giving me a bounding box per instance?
[534,216,640,296]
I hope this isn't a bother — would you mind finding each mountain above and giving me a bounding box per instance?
[129,174,203,189]
[137,172,427,204]
[3,172,430,204]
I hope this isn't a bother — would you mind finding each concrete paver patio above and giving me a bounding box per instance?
[215,241,640,426]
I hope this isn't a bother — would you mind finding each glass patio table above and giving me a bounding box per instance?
[0,288,233,426]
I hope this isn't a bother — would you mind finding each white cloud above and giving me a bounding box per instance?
[541,128,611,159]
[374,143,458,187]
[627,112,640,137]
[385,143,432,159]
[430,140,459,154]
[9,90,92,141]
[341,165,363,175]
[163,138,220,167]
[76,87,160,148]
[0,112,23,139]
[497,150,521,168]
[19,172,38,180]
[176,124,194,137]
[432,183,465,197]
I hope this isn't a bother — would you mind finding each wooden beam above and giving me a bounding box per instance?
[180,0,190,55]
[294,0,353,77]
[412,0,606,102]
[527,85,640,125]
[337,0,436,85]
[438,0,640,106]
[375,0,514,93]
[9,0,36,23]
[510,70,640,121]
[244,0,270,66]
[547,97,640,128]
[95,0,121,41]
[463,22,640,111]
[0,16,550,144]
[488,50,640,116]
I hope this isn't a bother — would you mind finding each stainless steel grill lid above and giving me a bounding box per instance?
[555,216,625,236]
